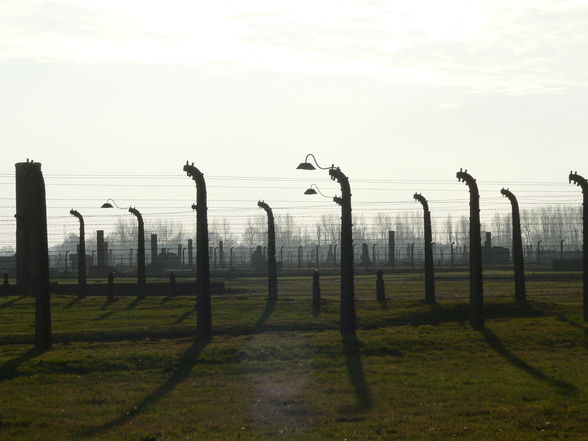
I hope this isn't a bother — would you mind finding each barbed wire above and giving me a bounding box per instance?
[1,172,585,250]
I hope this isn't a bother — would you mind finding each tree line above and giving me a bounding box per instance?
[42,204,583,261]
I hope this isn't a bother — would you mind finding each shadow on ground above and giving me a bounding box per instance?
[479,326,578,396]
[124,297,143,311]
[81,338,209,436]
[342,334,373,411]
[63,297,83,309]
[0,300,560,346]
[556,314,588,335]
[99,298,118,310]
[253,297,276,331]
[93,311,116,321]
[0,347,46,382]
[0,296,25,309]
[377,297,389,310]
[397,301,550,327]
[173,306,197,324]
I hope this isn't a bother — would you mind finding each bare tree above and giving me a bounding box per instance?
[241,216,263,248]
[111,218,137,247]
[149,220,185,247]
[276,213,296,247]
[445,214,454,246]
[374,212,393,244]
[353,214,368,242]
[210,217,234,247]
[320,214,340,245]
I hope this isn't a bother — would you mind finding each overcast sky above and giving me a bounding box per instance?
[1,0,587,246]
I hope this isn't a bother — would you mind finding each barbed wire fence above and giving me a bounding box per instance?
[0,172,584,275]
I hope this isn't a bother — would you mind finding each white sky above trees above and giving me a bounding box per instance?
[0,0,587,247]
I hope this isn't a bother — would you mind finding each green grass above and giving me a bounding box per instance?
[0,272,587,440]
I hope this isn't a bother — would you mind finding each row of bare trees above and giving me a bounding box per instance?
[40,205,582,260]
[229,205,583,252]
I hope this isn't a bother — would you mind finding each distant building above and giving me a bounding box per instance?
[481,232,510,265]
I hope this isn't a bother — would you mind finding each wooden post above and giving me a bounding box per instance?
[170,271,176,296]
[219,241,224,268]
[298,245,302,269]
[312,269,321,316]
[151,234,158,266]
[107,272,115,302]
[376,270,386,305]
[16,160,51,349]
[388,231,395,266]
[96,230,105,267]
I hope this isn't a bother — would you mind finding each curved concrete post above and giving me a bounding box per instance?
[184,161,212,340]
[569,171,588,321]
[258,200,278,300]
[456,169,484,328]
[413,193,435,304]
[128,207,146,290]
[330,167,356,335]
[69,209,86,287]
[501,189,526,303]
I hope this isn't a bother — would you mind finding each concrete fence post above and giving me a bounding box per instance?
[501,189,526,303]
[312,269,321,316]
[457,168,484,328]
[16,160,51,349]
[414,193,435,304]
[569,171,588,321]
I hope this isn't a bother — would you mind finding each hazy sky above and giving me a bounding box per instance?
[1,0,587,246]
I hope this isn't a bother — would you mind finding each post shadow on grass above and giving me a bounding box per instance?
[404,302,546,327]
[0,347,46,382]
[342,334,373,411]
[124,297,143,311]
[555,315,588,349]
[99,297,118,310]
[479,327,578,396]
[376,271,388,310]
[253,297,276,331]
[173,306,197,324]
[557,315,588,334]
[93,310,116,321]
[64,296,83,309]
[0,296,25,309]
[81,338,208,436]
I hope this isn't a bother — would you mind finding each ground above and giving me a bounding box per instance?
[0,271,587,440]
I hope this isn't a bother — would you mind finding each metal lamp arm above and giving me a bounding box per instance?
[308,184,333,199]
[106,198,125,209]
[304,154,331,170]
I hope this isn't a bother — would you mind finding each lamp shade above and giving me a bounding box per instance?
[296,162,316,170]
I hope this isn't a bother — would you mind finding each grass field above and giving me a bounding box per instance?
[0,271,587,440]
